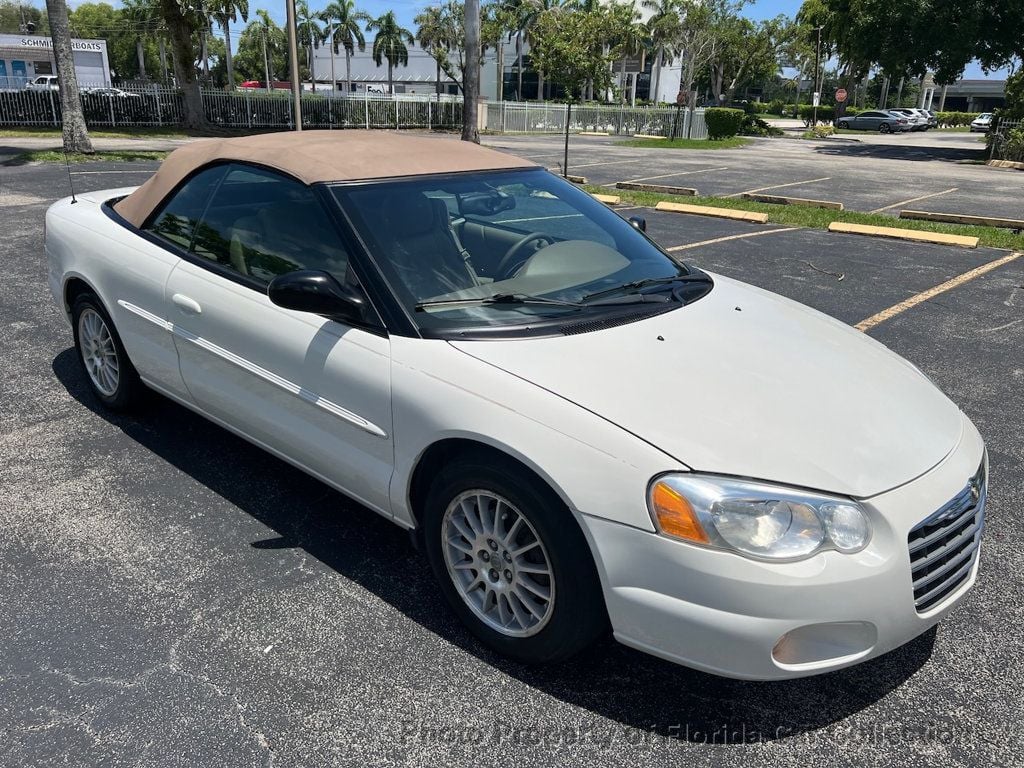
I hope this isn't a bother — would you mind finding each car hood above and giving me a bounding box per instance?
[450,274,964,498]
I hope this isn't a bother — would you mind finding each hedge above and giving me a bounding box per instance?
[705,107,745,139]
[934,111,982,127]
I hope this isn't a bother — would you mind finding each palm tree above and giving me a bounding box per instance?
[295,0,324,91]
[122,0,162,81]
[158,0,207,128]
[245,9,284,88]
[45,0,92,152]
[642,0,681,104]
[209,0,247,89]
[415,5,452,98]
[609,2,646,104]
[367,10,413,95]
[510,0,560,101]
[320,0,368,94]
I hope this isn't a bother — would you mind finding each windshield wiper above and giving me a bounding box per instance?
[415,293,584,311]
[580,273,713,303]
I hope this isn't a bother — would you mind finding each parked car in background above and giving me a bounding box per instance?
[908,108,937,129]
[83,87,143,99]
[836,110,910,133]
[890,109,929,131]
[44,131,988,681]
[24,75,58,92]
[970,113,993,132]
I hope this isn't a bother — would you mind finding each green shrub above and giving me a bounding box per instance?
[741,114,783,136]
[1002,126,1024,161]
[803,124,836,139]
[767,99,785,116]
[798,104,835,125]
[705,107,746,139]
[934,111,981,127]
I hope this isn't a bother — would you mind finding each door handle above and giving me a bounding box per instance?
[172,293,202,315]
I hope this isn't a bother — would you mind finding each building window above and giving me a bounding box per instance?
[33,60,53,75]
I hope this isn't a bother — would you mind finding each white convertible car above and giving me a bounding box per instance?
[45,132,986,679]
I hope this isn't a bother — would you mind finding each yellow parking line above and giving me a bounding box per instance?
[727,177,831,198]
[854,252,1022,332]
[665,228,800,251]
[870,187,958,214]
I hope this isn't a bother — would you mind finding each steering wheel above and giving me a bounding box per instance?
[496,232,554,279]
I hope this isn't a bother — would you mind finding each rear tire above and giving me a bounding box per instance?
[423,454,607,664]
[879,123,892,134]
[71,293,146,412]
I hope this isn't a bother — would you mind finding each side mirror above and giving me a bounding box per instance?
[268,270,365,323]
[628,216,647,232]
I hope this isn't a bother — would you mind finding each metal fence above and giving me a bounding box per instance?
[0,86,464,130]
[0,84,706,138]
[484,101,708,139]
[989,118,1023,162]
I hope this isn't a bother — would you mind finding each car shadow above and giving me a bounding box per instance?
[812,141,986,163]
[53,347,937,744]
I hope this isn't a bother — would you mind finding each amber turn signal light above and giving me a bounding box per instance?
[650,481,710,544]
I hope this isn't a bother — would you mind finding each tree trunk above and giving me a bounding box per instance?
[328,27,336,92]
[387,59,393,94]
[201,30,210,83]
[462,0,480,142]
[136,38,147,79]
[45,0,92,153]
[436,57,441,97]
[345,49,351,95]
[516,32,523,100]
[496,40,503,101]
[160,0,206,129]
[619,57,626,104]
[536,69,544,102]
[159,38,168,85]
[651,48,662,104]
[262,31,271,89]
[223,21,234,89]
[309,42,316,92]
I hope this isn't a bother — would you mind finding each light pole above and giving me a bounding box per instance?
[812,25,822,126]
[286,0,303,130]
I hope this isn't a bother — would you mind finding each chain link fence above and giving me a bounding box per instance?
[484,101,708,139]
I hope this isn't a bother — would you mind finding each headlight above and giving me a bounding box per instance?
[648,474,871,561]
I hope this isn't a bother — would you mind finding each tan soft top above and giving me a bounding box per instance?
[114,130,538,227]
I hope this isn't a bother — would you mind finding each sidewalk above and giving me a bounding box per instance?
[0,135,198,163]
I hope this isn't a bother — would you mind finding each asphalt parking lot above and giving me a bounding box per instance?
[484,132,1024,220]
[2,157,1023,767]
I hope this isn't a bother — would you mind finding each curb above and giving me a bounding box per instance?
[617,182,697,196]
[565,174,588,183]
[900,209,1024,231]
[987,159,1024,170]
[742,192,843,210]
[827,221,979,248]
[591,193,621,205]
[633,134,666,140]
[655,201,769,223]
[579,131,610,136]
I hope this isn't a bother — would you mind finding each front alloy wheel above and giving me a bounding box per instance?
[72,293,145,411]
[424,456,606,663]
[442,490,555,637]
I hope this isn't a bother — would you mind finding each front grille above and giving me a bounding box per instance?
[907,461,986,613]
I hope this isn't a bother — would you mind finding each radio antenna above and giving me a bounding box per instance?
[62,149,78,204]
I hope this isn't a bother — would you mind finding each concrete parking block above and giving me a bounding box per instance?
[591,193,621,205]
[617,182,698,196]
[828,221,979,248]
[900,209,1024,230]
[741,193,844,210]
[655,201,769,223]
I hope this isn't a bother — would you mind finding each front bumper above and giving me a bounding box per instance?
[582,414,985,680]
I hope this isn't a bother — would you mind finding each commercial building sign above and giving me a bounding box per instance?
[0,35,106,52]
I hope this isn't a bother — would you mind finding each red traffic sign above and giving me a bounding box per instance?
[835,88,848,103]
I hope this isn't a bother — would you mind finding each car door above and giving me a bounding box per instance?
[161,163,395,515]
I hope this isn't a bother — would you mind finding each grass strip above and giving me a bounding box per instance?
[9,149,170,164]
[586,185,1024,251]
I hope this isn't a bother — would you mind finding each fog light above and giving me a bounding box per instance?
[772,621,878,668]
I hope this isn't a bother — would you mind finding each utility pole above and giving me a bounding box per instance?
[286,0,303,129]
[262,31,271,92]
[462,0,480,142]
[812,25,822,126]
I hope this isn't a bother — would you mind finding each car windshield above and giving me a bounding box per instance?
[332,168,710,335]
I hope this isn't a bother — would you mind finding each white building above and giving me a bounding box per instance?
[0,34,111,90]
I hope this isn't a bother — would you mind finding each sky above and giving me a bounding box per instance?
[48,0,1011,80]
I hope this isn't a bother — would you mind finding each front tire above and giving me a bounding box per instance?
[72,293,145,411]
[424,455,606,663]
[838,120,849,129]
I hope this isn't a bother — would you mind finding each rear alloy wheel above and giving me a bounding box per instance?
[72,294,145,411]
[838,120,849,129]
[879,123,892,133]
[424,456,606,663]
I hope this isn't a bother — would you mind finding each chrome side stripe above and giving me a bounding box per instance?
[117,299,388,439]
